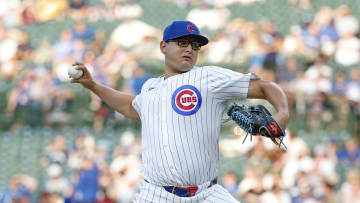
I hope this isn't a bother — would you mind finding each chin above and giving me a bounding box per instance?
[178,65,193,73]
[180,62,194,71]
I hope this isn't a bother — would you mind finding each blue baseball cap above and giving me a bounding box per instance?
[163,21,209,46]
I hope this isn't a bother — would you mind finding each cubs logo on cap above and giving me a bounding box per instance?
[171,85,202,116]
[163,21,209,46]
[187,24,196,32]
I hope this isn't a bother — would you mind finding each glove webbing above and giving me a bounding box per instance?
[228,105,255,144]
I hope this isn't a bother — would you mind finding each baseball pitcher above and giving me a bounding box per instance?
[70,20,289,202]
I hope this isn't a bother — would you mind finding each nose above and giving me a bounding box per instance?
[184,43,193,52]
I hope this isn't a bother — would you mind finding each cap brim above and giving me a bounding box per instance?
[174,34,209,46]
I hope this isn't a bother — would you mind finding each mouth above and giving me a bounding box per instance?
[182,56,192,61]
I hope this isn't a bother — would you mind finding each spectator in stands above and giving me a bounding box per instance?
[300,14,321,52]
[39,192,63,203]
[90,30,106,57]
[345,67,360,103]
[276,57,300,88]
[110,18,160,48]
[53,30,75,61]
[21,5,37,26]
[305,56,332,83]
[315,7,339,43]
[6,71,32,130]
[69,0,88,10]
[72,39,87,61]
[336,138,360,164]
[33,40,53,64]
[0,174,38,203]
[125,66,153,95]
[221,171,240,196]
[42,135,68,166]
[306,91,334,130]
[334,5,360,67]
[187,2,230,31]
[45,87,75,127]
[44,164,72,198]
[339,169,360,203]
[72,157,99,203]
[205,33,233,64]
[16,31,33,61]
[71,21,96,42]
[331,70,347,95]
[259,173,291,203]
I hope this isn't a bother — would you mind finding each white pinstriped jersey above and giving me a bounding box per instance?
[132,66,251,186]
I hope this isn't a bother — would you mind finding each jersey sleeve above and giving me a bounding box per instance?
[132,78,155,118]
[206,66,251,101]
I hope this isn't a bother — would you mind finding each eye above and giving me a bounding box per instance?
[178,40,189,47]
[191,42,201,50]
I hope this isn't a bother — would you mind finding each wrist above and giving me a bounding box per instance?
[87,81,97,90]
[275,111,289,130]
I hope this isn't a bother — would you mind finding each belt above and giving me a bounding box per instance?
[144,177,217,197]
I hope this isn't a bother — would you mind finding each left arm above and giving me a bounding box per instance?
[247,79,289,130]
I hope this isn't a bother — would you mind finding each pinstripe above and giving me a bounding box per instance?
[150,92,165,184]
[161,84,178,185]
[217,188,236,198]
[158,90,173,184]
[204,70,211,180]
[197,68,206,183]
[207,185,240,203]
[143,79,160,184]
[145,90,156,183]
[131,66,250,202]
[210,193,234,203]
[144,179,150,202]
[172,188,176,203]
[210,101,220,177]
[176,74,193,185]
[192,69,205,183]
[208,76,216,178]
[169,78,187,184]
[150,182,155,203]
[172,76,188,184]
[183,73,199,183]
[210,68,239,78]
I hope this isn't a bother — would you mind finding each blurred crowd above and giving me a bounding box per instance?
[0,0,360,202]
[220,127,360,203]
[1,131,142,203]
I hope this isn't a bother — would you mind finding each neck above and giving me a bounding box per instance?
[164,64,194,79]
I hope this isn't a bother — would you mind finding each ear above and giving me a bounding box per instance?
[160,41,167,54]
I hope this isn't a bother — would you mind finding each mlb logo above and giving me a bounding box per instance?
[172,85,202,116]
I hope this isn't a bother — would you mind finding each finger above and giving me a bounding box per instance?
[70,78,80,83]
[73,64,87,72]
[72,61,83,66]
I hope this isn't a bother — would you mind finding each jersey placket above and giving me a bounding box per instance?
[161,79,176,174]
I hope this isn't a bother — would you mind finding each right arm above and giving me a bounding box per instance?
[70,62,140,120]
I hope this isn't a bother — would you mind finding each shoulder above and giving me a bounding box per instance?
[140,77,160,92]
[198,65,251,78]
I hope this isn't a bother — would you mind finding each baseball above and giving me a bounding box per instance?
[68,65,83,79]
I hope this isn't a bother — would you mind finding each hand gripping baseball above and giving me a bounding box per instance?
[226,104,287,150]
[69,62,95,89]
